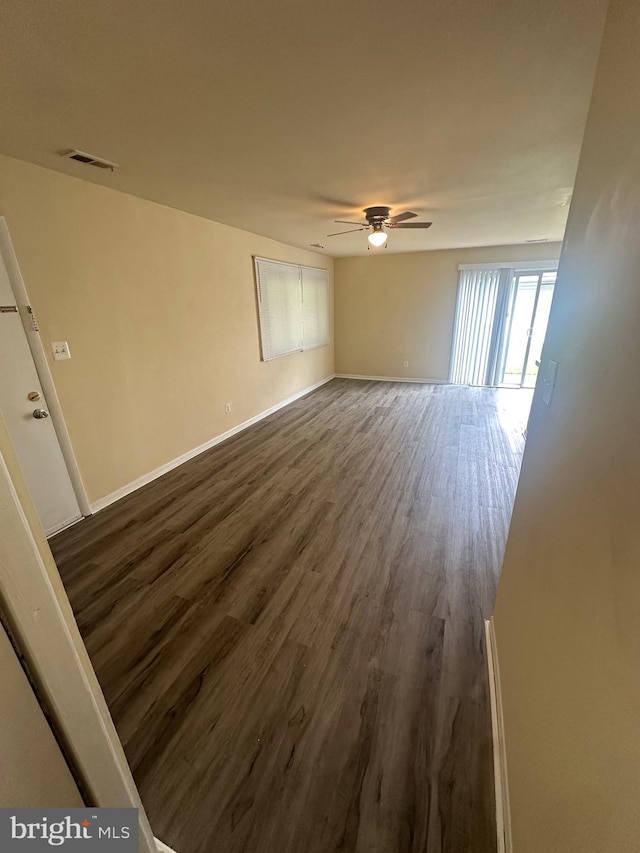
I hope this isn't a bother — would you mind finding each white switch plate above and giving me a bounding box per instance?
[51,341,71,360]
[542,359,558,406]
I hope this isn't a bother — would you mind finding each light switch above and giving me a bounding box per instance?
[542,359,558,406]
[51,341,71,361]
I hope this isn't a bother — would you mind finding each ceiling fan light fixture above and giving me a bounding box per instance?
[328,205,431,244]
[368,229,387,248]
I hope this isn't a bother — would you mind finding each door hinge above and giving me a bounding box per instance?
[27,305,39,331]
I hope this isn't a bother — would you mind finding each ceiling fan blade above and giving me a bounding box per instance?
[327,228,367,236]
[388,211,417,224]
[334,220,369,226]
[390,222,433,229]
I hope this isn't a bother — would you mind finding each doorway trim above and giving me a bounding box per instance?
[0,436,157,852]
[485,618,513,853]
[0,217,90,518]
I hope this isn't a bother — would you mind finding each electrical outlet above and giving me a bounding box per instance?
[225,402,232,414]
[51,341,71,360]
[403,360,409,368]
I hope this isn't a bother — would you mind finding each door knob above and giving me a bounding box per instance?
[32,408,49,419]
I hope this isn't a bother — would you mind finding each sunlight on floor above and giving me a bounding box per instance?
[495,387,534,442]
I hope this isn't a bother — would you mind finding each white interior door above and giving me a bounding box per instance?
[0,250,81,535]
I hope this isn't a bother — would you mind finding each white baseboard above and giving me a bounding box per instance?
[45,512,83,538]
[155,839,177,853]
[90,375,335,514]
[485,618,513,853]
[335,373,447,384]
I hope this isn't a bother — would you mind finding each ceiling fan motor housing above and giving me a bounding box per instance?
[364,206,392,225]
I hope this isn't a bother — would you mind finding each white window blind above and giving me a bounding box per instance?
[255,259,303,360]
[255,258,329,361]
[301,266,329,351]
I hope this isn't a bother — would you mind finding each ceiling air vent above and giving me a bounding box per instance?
[62,149,118,171]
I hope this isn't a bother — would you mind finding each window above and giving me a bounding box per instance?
[255,258,329,361]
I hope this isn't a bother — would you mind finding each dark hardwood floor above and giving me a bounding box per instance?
[50,379,529,853]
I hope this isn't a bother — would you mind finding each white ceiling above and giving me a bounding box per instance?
[0,0,607,256]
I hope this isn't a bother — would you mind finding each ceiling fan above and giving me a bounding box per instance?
[327,206,432,248]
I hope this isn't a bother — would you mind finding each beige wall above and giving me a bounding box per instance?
[0,154,333,504]
[333,243,561,381]
[494,1,640,850]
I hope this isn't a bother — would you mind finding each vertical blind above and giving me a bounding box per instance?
[449,268,512,385]
[255,258,329,361]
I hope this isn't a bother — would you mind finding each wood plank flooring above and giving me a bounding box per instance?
[50,379,529,853]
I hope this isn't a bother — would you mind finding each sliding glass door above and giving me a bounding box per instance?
[499,271,556,387]
[449,266,556,388]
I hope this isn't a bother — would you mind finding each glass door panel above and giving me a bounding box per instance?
[499,271,556,388]
[522,272,556,387]
[501,274,539,385]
